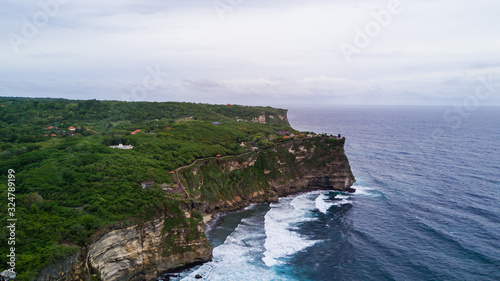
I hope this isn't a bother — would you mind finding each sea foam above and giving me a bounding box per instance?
[262,192,321,267]
[315,193,333,214]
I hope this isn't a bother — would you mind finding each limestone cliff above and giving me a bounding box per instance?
[39,136,354,281]
[179,136,355,214]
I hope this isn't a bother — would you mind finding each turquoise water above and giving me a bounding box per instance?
[162,106,500,281]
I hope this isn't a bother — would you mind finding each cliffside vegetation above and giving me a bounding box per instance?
[0,97,301,280]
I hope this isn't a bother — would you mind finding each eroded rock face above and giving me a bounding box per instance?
[187,137,356,214]
[84,218,211,281]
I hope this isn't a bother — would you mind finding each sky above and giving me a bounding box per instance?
[1,0,499,106]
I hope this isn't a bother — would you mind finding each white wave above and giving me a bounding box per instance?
[243,203,258,211]
[352,185,380,197]
[332,199,353,206]
[331,193,352,206]
[315,193,333,214]
[262,193,320,267]
[180,214,286,281]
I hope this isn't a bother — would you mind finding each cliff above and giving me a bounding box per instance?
[40,136,354,281]
[180,136,355,214]
[2,99,336,280]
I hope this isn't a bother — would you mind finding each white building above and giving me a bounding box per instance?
[109,143,133,149]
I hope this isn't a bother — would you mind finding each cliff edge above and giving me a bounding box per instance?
[44,135,354,281]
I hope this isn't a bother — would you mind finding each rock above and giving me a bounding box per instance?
[84,217,211,281]
[195,274,202,279]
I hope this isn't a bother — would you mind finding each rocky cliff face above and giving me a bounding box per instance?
[41,136,354,281]
[183,136,355,214]
[77,216,211,281]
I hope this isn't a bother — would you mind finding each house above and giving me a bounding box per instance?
[50,134,57,137]
[278,131,290,135]
[108,143,133,149]
[212,122,221,125]
[216,154,222,158]
[226,104,232,106]
[131,129,141,135]
[46,126,53,130]
[140,181,154,189]
[68,126,76,131]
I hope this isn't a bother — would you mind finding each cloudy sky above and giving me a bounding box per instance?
[1,0,499,106]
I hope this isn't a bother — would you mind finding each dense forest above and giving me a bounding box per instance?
[0,97,306,280]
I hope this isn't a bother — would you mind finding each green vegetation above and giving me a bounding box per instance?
[0,97,295,280]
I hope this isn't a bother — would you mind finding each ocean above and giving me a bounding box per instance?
[161,106,500,281]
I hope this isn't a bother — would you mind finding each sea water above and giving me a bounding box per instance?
[161,106,500,281]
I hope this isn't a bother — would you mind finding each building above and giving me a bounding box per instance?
[108,143,133,149]
[131,129,141,135]
[212,121,221,125]
[140,181,154,189]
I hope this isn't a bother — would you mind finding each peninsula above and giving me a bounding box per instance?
[0,98,355,281]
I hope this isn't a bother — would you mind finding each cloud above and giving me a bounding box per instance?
[0,0,499,105]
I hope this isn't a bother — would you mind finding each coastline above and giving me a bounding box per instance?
[37,136,355,281]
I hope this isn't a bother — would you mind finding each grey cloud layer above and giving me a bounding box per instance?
[1,0,499,105]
